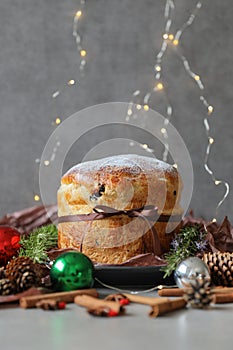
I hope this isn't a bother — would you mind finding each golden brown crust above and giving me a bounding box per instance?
[58,221,180,264]
[57,154,183,263]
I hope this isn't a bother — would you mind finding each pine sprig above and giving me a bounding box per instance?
[162,225,208,278]
[19,224,58,264]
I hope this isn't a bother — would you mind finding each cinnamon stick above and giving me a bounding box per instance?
[213,293,233,304]
[20,289,98,309]
[212,287,233,294]
[74,295,124,315]
[149,298,187,318]
[158,288,184,297]
[123,293,169,306]
[0,287,43,305]
[158,287,233,297]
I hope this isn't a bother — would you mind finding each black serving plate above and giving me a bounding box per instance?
[94,265,175,289]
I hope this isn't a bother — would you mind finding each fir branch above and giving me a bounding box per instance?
[162,225,207,278]
[19,224,58,264]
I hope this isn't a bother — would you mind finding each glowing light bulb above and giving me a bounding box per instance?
[34,195,40,202]
[156,83,164,90]
[155,65,161,72]
[127,108,133,116]
[161,128,166,134]
[163,33,169,40]
[168,34,174,40]
[142,144,148,149]
[194,75,200,81]
[212,218,217,223]
[55,118,61,125]
[68,79,75,85]
[44,160,50,166]
[215,180,221,185]
[173,39,179,46]
[76,10,82,18]
[209,137,214,144]
[143,104,149,111]
[208,105,214,114]
[136,104,142,110]
[80,50,87,57]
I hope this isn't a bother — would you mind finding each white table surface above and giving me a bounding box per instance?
[1,288,232,350]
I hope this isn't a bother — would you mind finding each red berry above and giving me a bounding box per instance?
[58,301,66,309]
[107,310,118,317]
[119,299,130,306]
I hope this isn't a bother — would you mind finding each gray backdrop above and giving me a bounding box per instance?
[0,0,232,221]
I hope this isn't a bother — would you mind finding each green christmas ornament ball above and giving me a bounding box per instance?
[50,251,95,291]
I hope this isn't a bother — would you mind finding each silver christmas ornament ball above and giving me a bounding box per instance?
[174,257,211,288]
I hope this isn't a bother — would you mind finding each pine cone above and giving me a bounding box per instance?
[0,278,14,295]
[183,276,213,308]
[203,252,233,287]
[5,257,40,293]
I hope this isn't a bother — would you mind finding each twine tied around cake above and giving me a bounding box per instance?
[58,205,182,256]
[58,205,181,224]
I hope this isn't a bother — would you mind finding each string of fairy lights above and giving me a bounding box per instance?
[33,0,87,202]
[34,0,229,219]
[126,0,229,220]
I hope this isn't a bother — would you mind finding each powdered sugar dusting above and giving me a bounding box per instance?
[64,154,175,178]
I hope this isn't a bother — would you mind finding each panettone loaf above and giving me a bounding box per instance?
[57,154,183,264]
